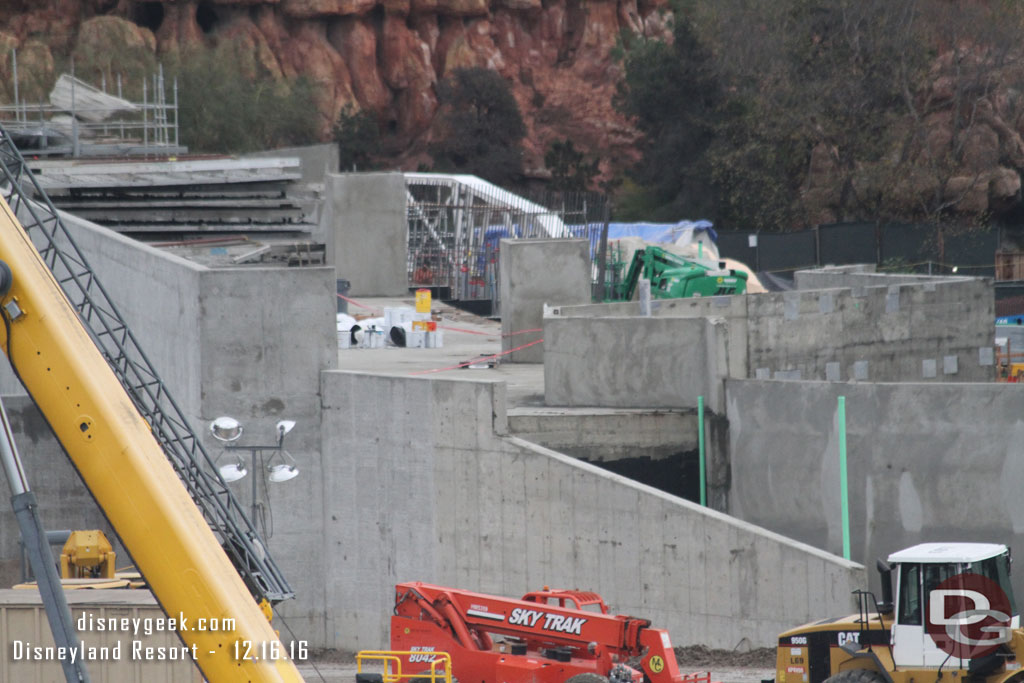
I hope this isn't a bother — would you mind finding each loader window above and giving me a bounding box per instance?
[898,563,922,625]
[967,554,1017,616]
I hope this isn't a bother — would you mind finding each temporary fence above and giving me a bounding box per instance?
[717,222,1001,279]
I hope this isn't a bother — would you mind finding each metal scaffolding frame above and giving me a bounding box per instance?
[404,173,607,309]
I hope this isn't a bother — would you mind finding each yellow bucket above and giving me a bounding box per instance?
[415,288,431,314]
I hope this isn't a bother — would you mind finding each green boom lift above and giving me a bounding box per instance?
[613,245,748,301]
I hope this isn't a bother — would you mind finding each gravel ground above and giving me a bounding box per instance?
[295,648,775,683]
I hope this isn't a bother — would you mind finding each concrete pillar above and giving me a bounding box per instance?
[323,172,408,296]
[499,239,591,363]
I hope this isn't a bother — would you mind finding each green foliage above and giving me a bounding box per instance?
[544,139,599,192]
[615,17,722,221]
[429,67,526,186]
[170,42,319,154]
[333,104,380,171]
[617,0,1024,230]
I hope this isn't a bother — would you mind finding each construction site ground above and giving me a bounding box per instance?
[337,296,545,406]
[298,647,775,683]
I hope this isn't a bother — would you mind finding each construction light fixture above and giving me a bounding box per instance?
[276,420,296,439]
[219,461,248,483]
[208,416,300,537]
[210,416,243,442]
[268,463,299,483]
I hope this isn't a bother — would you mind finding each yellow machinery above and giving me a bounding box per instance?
[59,530,116,579]
[0,149,303,679]
[775,543,1022,683]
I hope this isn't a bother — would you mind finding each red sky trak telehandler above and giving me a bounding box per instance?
[380,582,712,683]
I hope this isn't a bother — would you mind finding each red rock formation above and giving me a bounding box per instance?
[0,0,644,180]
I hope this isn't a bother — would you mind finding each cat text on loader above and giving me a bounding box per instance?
[774,543,1022,683]
[387,582,713,683]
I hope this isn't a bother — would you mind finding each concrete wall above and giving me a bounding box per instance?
[321,370,863,650]
[500,239,591,362]
[197,266,337,643]
[60,211,205,422]
[323,172,408,296]
[507,408,697,462]
[0,209,339,643]
[0,396,117,587]
[546,276,994,390]
[744,278,994,382]
[727,379,1024,600]
[245,143,339,185]
[794,265,967,290]
[543,315,732,412]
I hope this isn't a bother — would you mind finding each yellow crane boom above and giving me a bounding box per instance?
[0,196,304,681]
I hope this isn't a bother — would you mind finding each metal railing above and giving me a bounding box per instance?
[356,650,453,683]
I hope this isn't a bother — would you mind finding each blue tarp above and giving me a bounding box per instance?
[606,220,717,244]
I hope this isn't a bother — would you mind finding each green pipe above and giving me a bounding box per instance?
[838,395,850,560]
[698,395,706,507]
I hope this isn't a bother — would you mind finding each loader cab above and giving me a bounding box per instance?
[889,543,1017,668]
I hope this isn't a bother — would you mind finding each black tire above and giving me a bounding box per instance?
[566,674,610,683]
[823,669,887,683]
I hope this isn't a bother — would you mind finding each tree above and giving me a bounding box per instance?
[615,15,724,221]
[171,41,319,154]
[429,68,526,186]
[545,139,599,192]
[333,104,380,171]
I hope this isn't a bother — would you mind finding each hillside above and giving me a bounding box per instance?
[0,0,658,178]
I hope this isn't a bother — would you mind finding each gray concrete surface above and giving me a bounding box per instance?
[727,378,1024,601]
[0,395,118,586]
[547,275,994,387]
[245,143,339,185]
[794,264,967,290]
[321,370,863,650]
[323,172,408,296]
[507,408,696,462]
[543,315,731,411]
[500,239,591,362]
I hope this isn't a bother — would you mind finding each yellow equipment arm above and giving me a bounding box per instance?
[0,197,304,681]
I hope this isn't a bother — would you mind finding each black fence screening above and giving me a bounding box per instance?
[717,222,1001,278]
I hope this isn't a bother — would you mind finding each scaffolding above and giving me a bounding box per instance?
[0,51,183,158]
[405,173,608,312]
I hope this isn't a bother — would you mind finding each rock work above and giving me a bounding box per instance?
[0,0,668,177]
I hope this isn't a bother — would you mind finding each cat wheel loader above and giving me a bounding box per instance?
[775,543,1021,683]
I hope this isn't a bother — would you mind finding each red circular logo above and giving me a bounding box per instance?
[925,573,1012,659]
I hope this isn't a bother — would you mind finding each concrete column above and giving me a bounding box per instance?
[500,239,591,363]
[323,172,408,296]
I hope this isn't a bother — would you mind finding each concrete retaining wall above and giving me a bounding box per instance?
[323,172,408,296]
[727,379,1024,600]
[320,371,863,650]
[543,316,731,411]
[499,239,591,362]
[544,276,994,398]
